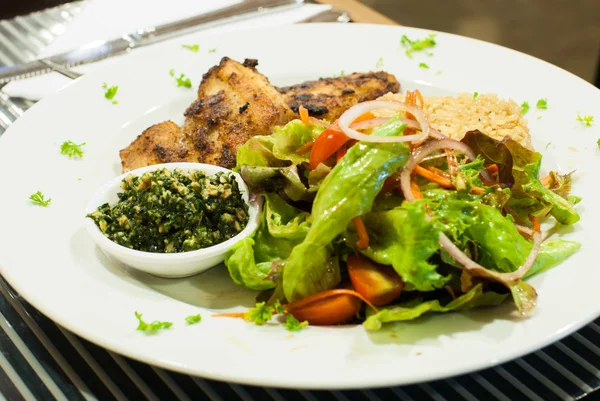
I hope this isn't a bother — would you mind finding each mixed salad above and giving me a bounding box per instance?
[223,90,581,331]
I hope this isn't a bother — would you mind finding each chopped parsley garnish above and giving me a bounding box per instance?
[376,57,384,68]
[577,114,594,127]
[400,33,437,58]
[596,138,600,149]
[60,140,86,159]
[521,101,530,115]
[419,62,429,69]
[546,142,552,149]
[473,92,479,100]
[181,44,199,52]
[333,70,345,78]
[536,98,548,110]
[102,83,119,104]
[29,191,51,207]
[283,315,308,332]
[243,301,283,325]
[169,70,192,88]
[135,312,172,332]
[185,314,202,324]
[208,48,216,53]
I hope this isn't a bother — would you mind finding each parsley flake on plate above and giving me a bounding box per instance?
[419,62,429,69]
[243,301,284,325]
[521,101,530,115]
[169,70,192,88]
[376,57,384,68]
[102,83,119,104]
[181,44,199,52]
[60,140,86,159]
[29,191,51,207]
[400,33,437,58]
[577,114,594,127]
[209,48,217,53]
[135,311,172,333]
[536,98,548,110]
[185,314,202,324]
[597,138,600,149]
[283,314,308,332]
[473,92,479,100]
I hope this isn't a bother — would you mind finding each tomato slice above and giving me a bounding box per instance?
[309,126,350,170]
[347,254,404,306]
[285,287,364,326]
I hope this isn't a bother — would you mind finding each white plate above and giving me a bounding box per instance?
[0,24,599,389]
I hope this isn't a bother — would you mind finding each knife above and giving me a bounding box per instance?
[0,0,302,85]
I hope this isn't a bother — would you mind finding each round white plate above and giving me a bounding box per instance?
[0,24,598,389]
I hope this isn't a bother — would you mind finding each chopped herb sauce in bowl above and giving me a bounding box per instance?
[85,163,260,278]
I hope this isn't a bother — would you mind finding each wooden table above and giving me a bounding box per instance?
[315,0,398,25]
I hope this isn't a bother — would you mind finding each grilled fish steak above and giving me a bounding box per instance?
[120,59,401,171]
[277,72,400,122]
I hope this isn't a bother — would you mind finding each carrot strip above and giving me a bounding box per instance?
[212,312,245,319]
[425,165,451,178]
[445,148,458,176]
[414,165,454,188]
[296,139,315,154]
[352,112,376,124]
[410,176,424,199]
[353,216,369,250]
[486,164,499,174]
[414,89,424,109]
[285,288,378,313]
[530,216,541,233]
[299,105,309,124]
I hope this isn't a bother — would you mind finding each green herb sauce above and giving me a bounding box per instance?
[88,168,249,253]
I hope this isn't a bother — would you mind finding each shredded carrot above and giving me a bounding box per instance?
[352,112,375,124]
[212,312,245,319]
[425,165,451,178]
[353,216,369,250]
[529,216,541,233]
[414,165,454,188]
[285,288,378,313]
[486,164,499,174]
[336,145,347,163]
[410,176,424,199]
[299,105,309,124]
[296,139,315,154]
[445,149,458,176]
[414,89,424,109]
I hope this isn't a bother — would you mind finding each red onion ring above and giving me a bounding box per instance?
[400,138,477,201]
[338,100,429,143]
[350,117,394,130]
[439,231,541,284]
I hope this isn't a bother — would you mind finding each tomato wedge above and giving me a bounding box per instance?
[309,126,349,170]
[347,254,404,306]
[285,287,365,325]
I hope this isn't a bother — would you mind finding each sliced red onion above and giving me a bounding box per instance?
[350,117,394,130]
[439,231,541,284]
[400,138,477,201]
[338,100,429,143]
[308,116,331,128]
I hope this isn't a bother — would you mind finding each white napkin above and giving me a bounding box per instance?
[3,0,331,100]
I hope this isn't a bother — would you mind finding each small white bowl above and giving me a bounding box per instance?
[85,162,260,278]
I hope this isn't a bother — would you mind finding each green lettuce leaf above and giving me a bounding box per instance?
[225,194,309,290]
[460,130,514,185]
[235,135,283,169]
[282,119,410,302]
[272,120,324,165]
[240,165,308,201]
[524,239,581,279]
[363,283,508,330]
[358,201,449,291]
